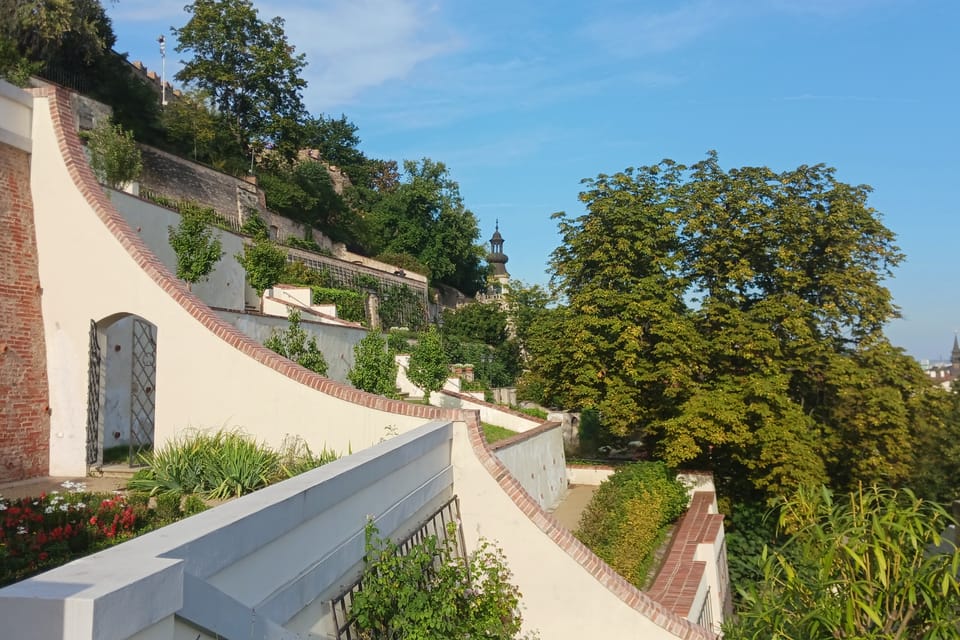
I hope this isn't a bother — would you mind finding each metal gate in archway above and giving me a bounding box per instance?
[86,319,102,466]
[129,318,156,466]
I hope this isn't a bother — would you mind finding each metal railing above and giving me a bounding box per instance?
[330,496,466,640]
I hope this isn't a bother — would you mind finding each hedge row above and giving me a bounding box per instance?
[575,461,688,589]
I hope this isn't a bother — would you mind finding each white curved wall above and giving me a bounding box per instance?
[29,91,449,476]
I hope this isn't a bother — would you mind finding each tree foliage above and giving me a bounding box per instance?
[407,325,448,402]
[167,204,223,285]
[532,153,939,501]
[348,332,398,397]
[264,309,327,376]
[367,159,488,295]
[237,235,287,296]
[81,119,143,189]
[726,485,960,640]
[173,0,307,159]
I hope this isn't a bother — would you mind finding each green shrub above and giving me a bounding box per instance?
[264,309,328,376]
[311,287,366,323]
[348,332,398,397]
[575,462,688,589]
[386,329,411,354]
[127,429,338,500]
[351,522,526,639]
[277,434,339,477]
[81,119,142,189]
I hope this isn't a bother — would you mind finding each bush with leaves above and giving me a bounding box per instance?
[351,521,528,639]
[167,204,223,286]
[81,119,143,189]
[348,332,398,397]
[237,234,288,296]
[726,485,960,640]
[264,309,328,375]
[575,462,689,589]
[127,429,337,499]
[311,287,366,323]
[407,325,448,402]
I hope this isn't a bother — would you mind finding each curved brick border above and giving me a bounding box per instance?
[439,388,547,424]
[487,420,560,451]
[462,413,716,640]
[34,86,458,423]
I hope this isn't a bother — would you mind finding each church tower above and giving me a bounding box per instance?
[951,334,960,377]
[486,221,510,292]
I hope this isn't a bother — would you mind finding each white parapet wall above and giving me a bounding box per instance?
[490,422,567,511]
[0,420,456,640]
[432,389,543,432]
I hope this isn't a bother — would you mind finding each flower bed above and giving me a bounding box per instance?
[0,481,200,587]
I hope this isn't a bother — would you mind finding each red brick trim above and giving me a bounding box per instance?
[648,492,724,617]
[439,389,546,424]
[461,413,716,639]
[33,86,459,423]
[487,421,561,451]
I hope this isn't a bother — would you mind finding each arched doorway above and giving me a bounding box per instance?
[86,314,157,469]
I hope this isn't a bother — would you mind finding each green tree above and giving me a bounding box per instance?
[539,153,936,501]
[173,0,307,159]
[264,309,327,375]
[407,325,448,402]
[237,235,287,296]
[543,161,704,439]
[726,485,960,640]
[167,205,223,287]
[0,0,112,83]
[81,119,143,189]
[348,332,398,397]
[367,159,488,295]
[504,280,553,363]
[161,89,219,161]
[442,302,508,346]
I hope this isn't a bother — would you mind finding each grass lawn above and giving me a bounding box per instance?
[482,423,519,444]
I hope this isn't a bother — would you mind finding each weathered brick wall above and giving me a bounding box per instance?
[0,142,50,482]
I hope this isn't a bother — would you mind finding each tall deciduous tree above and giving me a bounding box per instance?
[173,0,307,159]
[367,159,488,295]
[537,153,939,500]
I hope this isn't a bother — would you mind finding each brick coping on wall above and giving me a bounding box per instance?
[34,85,459,424]
[487,421,562,452]
[439,388,547,423]
[462,413,717,640]
[648,492,724,617]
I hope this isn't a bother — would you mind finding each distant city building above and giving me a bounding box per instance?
[924,336,960,390]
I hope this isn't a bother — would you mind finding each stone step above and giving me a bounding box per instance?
[93,464,143,479]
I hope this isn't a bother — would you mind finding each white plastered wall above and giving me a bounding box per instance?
[29,95,431,476]
[451,422,685,640]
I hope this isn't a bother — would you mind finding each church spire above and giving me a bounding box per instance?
[487,220,509,278]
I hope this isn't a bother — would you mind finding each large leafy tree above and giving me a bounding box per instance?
[537,153,942,500]
[367,159,488,295]
[173,0,307,160]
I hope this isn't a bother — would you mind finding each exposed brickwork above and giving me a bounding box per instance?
[34,85,458,424]
[648,492,725,617]
[0,143,50,483]
[440,389,547,423]
[461,413,716,640]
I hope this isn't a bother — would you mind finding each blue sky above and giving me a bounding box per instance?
[107,0,958,361]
